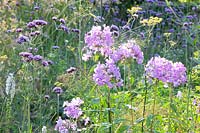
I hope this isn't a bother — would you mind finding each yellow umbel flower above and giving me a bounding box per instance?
[140,16,162,26]
[127,6,142,15]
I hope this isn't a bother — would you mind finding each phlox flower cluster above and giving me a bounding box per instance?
[83,25,144,88]
[145,56,187,87]
[93,59,123,88]
[55,98,90,133]
[63,97,84,119]
[110,40,143,64]
[84,25,114,57]
[54,117,76,133]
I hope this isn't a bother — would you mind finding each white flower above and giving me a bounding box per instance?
[42,126,47,133]
[176,91,182,99]
[5,73,15,100]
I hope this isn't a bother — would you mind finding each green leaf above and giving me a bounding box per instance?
[146,114,154,127]
[134,117,145,124]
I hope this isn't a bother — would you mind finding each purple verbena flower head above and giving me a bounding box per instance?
[66,67,76,74]
[59,18,66,24]
[34,6,40,10]
[16,28,23,33]
[60,25,69,33]
[47,60,54,65]
[53,87,63,94]
[122,25,131,31]
[27,22,36,28]
[111,24,119,32]
[44,95,50,100]
[30,32,36,36]
[19,52,33,62]
[42,60,49,67]
[19,52,33,57]
[17,35,30,44]
[71,29,80,34]
[33,20,48,26]
[33,55,43,61]
[52,46,60,49]
[52,16,57,21]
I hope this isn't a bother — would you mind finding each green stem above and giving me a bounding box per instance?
[27,98,31,132]
[151,81,157,132]
[142,75,148,133]
[168,86,173,132]
[57,94,60,117]
[107,88,112,133]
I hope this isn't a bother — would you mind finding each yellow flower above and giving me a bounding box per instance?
[140,16,162,26]
[127,6,142,15]
[54,81,63,87]
[194,51,199,59]
[0,55,8,62]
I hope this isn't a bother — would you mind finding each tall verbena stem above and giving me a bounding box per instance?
[57,94,60,118]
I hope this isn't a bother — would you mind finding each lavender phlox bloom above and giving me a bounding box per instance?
[145,56,187,87]
[63,97,84,119]
[93,59,123,88]
[54,117,69,133]
[84,25,114,57]
[110,40,144,64]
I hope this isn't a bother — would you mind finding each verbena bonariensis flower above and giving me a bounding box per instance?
[42,60,53,67]
[33,55,43,61]
[93,59,123,88]
[110,40,144,64]
[63,97,84,119]
[33,20,48,26]
[84,25,114,57]
[17,35,30,44]
[27,20,47,28]
[16,28,23,32]
[145,56,187,87]
[53,87,63,94]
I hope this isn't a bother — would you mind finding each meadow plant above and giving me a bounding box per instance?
[0,0,199,132]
